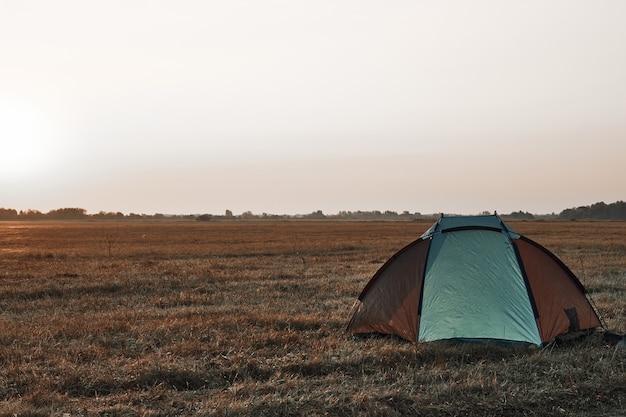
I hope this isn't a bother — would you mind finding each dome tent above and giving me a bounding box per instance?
[347,214,602,346]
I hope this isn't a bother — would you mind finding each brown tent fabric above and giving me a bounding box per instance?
[514,237,602,342]
[347,239,430,342]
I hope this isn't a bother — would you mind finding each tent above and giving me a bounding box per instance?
[347,214,602,346]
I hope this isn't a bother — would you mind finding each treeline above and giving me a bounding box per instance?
[0,207,550,222]
[0,208,196,221]
[557,201,626,220]
[0,208,432,222]
[0,201,624,221]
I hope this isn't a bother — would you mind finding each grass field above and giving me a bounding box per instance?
[0,220,624,416]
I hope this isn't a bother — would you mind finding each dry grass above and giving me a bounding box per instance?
[0,220,624,416]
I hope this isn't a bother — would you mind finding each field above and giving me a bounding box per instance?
[0,220,624,416]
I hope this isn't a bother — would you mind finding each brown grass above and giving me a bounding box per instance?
[0,220,624,416]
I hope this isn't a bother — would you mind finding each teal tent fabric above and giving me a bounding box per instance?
[418,229,541,345]
[421,214,518,238]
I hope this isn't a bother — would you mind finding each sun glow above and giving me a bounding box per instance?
[0,99,62,181]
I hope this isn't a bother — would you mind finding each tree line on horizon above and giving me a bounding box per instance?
[556,200,626,220]
[0,201,624,221]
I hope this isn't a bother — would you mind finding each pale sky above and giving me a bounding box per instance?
[1,0,625,216]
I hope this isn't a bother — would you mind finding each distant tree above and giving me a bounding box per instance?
[336,211,352,219]
[506,211,535,220]
[94,211,123,220]
[588,202,609,219]
[47,208,87,219]
[196,214,212,222]
[558,201,626,220]
[609,201,626,219]
[306,210,326,219]
[0,208,18,220]
[19,209,44,220]
[241,211,256,220]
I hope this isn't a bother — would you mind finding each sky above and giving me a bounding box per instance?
[1,0,625,216]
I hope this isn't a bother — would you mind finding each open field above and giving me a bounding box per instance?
[0,220,624,416]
